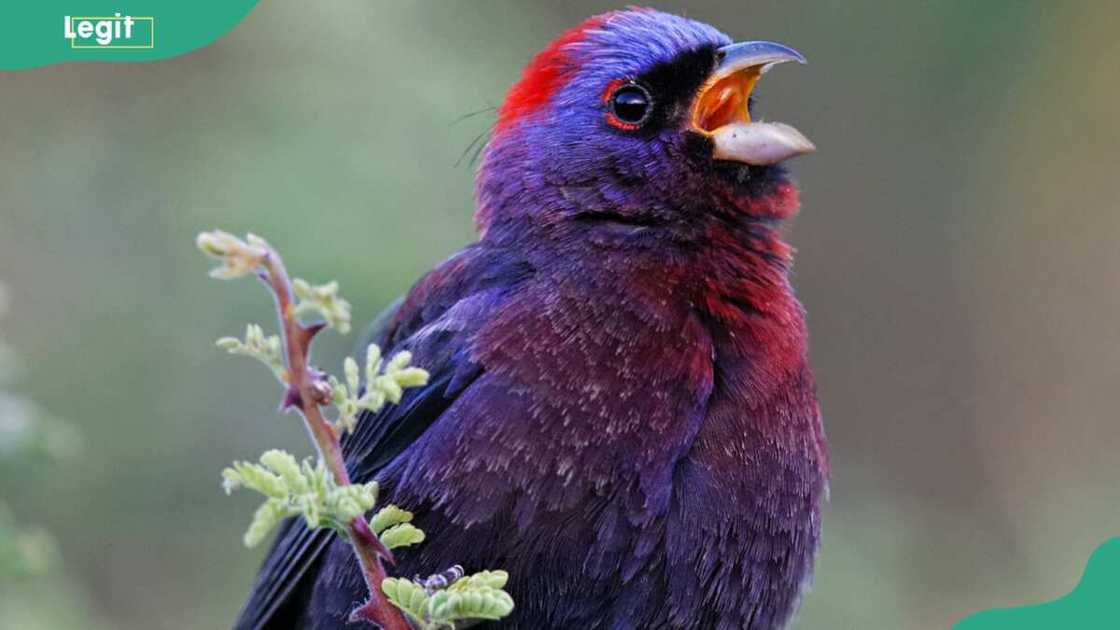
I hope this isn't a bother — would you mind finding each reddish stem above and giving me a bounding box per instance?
[257,250,411,630]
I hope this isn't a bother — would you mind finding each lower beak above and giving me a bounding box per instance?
[691,41,815,166]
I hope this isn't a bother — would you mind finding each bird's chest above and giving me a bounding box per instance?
[476,265,818,464]
[472,272,716,481]
[381,276,825,628]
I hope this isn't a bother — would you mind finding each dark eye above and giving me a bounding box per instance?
[609,84,652,128]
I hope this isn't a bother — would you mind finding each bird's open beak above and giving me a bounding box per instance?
[691,41,815,165]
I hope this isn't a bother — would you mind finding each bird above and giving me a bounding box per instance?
[235,8,828,630]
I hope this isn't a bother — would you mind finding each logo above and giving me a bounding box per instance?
[64,13,154,49]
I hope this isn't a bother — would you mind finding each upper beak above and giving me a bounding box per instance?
[691,41,815,165]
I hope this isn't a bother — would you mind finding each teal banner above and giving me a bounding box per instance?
[956,538,1120,629]
[0,1,259,70]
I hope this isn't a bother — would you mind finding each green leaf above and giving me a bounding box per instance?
[382,577,431,626]
[244,499,294,547]
[223,451,383,547]
[429,588,515,624]
[259,449,305,493]
[369,505,413,535]
[222,461,287,498]
[449,570,509,591]
[380,523,425,550]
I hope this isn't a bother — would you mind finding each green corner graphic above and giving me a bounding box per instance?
[955,538,1120,630]
[1,1,259,70]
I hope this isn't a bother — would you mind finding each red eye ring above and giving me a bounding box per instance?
[603,79,652,131]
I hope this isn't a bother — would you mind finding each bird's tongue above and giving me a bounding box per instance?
[693,67,760,131]
[710,121,816,166]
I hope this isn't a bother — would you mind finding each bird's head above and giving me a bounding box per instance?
[476,8,813,239]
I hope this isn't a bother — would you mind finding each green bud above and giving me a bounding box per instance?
[374,375,404,405]
[364,344,383,385]
[197,230,267,280]
[344,357,360,394]
[292,278,312,300]
[196,230,233,257]
[215,337,242,351]
[393,367,430,388]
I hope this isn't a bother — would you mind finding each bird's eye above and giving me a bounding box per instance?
[607,83,652,129]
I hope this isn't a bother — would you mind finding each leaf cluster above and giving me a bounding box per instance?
[222,449,380,547]
[216,324,285,383]
[330,344,429,433]
[383,570,515,630]
[293,279,352,334]
[197,231,270,280]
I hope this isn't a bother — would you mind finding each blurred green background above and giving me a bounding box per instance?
[2,2,1118,628]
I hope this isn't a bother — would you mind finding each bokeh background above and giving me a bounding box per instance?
[2,2,1118,628]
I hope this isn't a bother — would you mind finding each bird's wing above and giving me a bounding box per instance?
[233,366,477,630]
[233,246,525,630]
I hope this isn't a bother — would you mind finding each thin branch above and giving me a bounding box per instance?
[255,248,410,630]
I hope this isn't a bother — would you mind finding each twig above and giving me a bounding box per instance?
[255,248,410,630]
[197,229,411,630]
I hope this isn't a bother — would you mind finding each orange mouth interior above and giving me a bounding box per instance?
[692,66,762,133]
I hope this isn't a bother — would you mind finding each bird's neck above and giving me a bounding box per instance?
[633,206,808,383]
[482,177,808,386]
